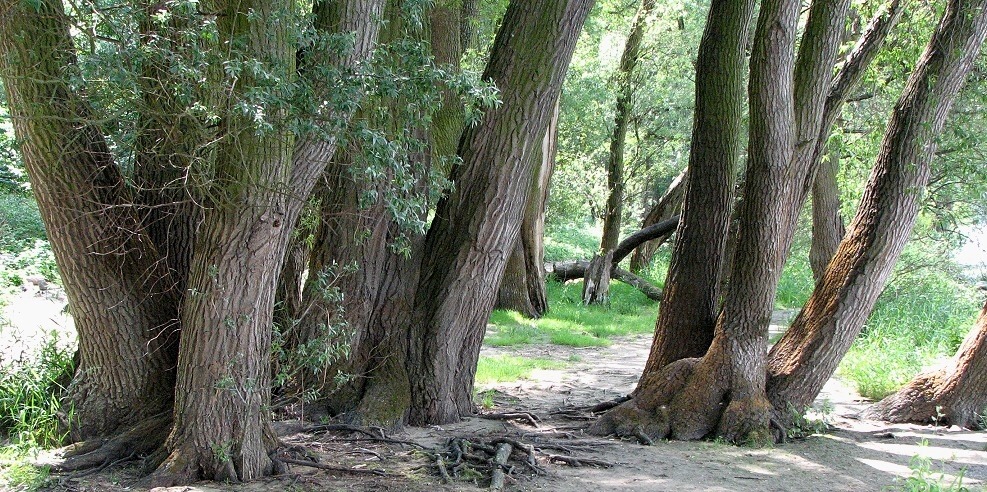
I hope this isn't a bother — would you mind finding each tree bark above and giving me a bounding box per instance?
[642,0,755,371]
[865,299,987,429]
[406,0,593,425]
[629,169,686,273]
[496,99,559,318]
[809,144,845,280]
[766,0,987,423]
[151,0,386,484]
[547,260,663,301]
[806,1,904,280]
[0,0,178,440]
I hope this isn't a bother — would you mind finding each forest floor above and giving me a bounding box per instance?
[3,283,987,491]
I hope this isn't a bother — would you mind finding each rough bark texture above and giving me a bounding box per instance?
[406,0,593,425]
[809,144,845,280]
[152,0,386,484]
[766,0,987,422]
[629,169,686,273]
[866,300,987,429]
[806,1,904,280]
[650,0,799,443]
[0,0,178,440]
[642,0,755,371]
[496,100,559,318]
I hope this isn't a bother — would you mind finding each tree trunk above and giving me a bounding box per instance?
[629,169,686,273]
[766,0,987,423]
[809,144,846,280]
[406,0,593,425]
[151,0,386,484]
[496,100,559,318]
[642,0,755,371]
[0,0,179,440]
[587,0,655,304]
[803,1,905,280]
[865,299,987,429]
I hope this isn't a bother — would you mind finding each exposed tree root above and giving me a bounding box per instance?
[426,434,613,487]
[52,413,172,473]
[478,411,542,427]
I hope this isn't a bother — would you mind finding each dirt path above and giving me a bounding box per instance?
[6,295,987,491]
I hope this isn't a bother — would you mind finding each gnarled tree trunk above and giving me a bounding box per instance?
[0,0,179,440]
[641,0,755,371]
[496,100,559,318]
[865,299,987,428]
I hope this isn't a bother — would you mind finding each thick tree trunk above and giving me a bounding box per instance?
[766,0,987,423]
[865,299,987,429]
[642,0,755,370]
[406,0,593,425]
[629,169,686,273]
[809,144,846,280]
[623,0,800,443]
[496,100,559,318]
[0,0,178,440]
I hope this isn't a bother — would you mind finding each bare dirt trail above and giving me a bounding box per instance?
[5,288,987,491]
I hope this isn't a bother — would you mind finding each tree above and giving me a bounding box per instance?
[406,0,594,424]
[766,0,987,422]
[495,100,559,318]
[639,0,756,372]
[865,298,987,428]
[629,168,685,273]
[583,0,657,305]
[1,0,386,483]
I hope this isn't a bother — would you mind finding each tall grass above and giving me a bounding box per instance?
[474,355,565,384]
[0,331,75,450]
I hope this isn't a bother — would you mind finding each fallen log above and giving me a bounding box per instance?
[545,261,662,302]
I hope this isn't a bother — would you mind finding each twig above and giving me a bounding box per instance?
[278,457,388,477]
[436,456,451,483]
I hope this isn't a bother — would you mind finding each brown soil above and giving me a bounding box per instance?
[6,285,987,491]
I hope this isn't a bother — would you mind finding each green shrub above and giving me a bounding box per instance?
[0,194,46,254]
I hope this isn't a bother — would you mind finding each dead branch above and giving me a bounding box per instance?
[478,411,542,428]
[277,457,388,476]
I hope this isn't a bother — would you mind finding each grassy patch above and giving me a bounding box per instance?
[544,223,601,263]
[838,270,981,400]
[0,193,46,254]
[0,450,51,492]
[0,331,75,451]
[486,279,657,348]
[474,355,565,385]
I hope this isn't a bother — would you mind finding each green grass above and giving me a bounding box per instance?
[486,279,658,348]
[837,271,981,400]
[474,355,565,385]
[544,223,601,263]
[0,331,75,451]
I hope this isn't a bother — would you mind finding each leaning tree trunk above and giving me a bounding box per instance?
[0,0,179,440]
[585,0,655,305]
[766,0,987,423]
[406,0,593,425]
[496,100,559,318]
[641,0,755,371]
[865,299,987,428]
[629,168,686,273]
[805,0,903,281]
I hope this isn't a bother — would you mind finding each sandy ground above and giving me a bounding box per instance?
[4,285,986,491]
